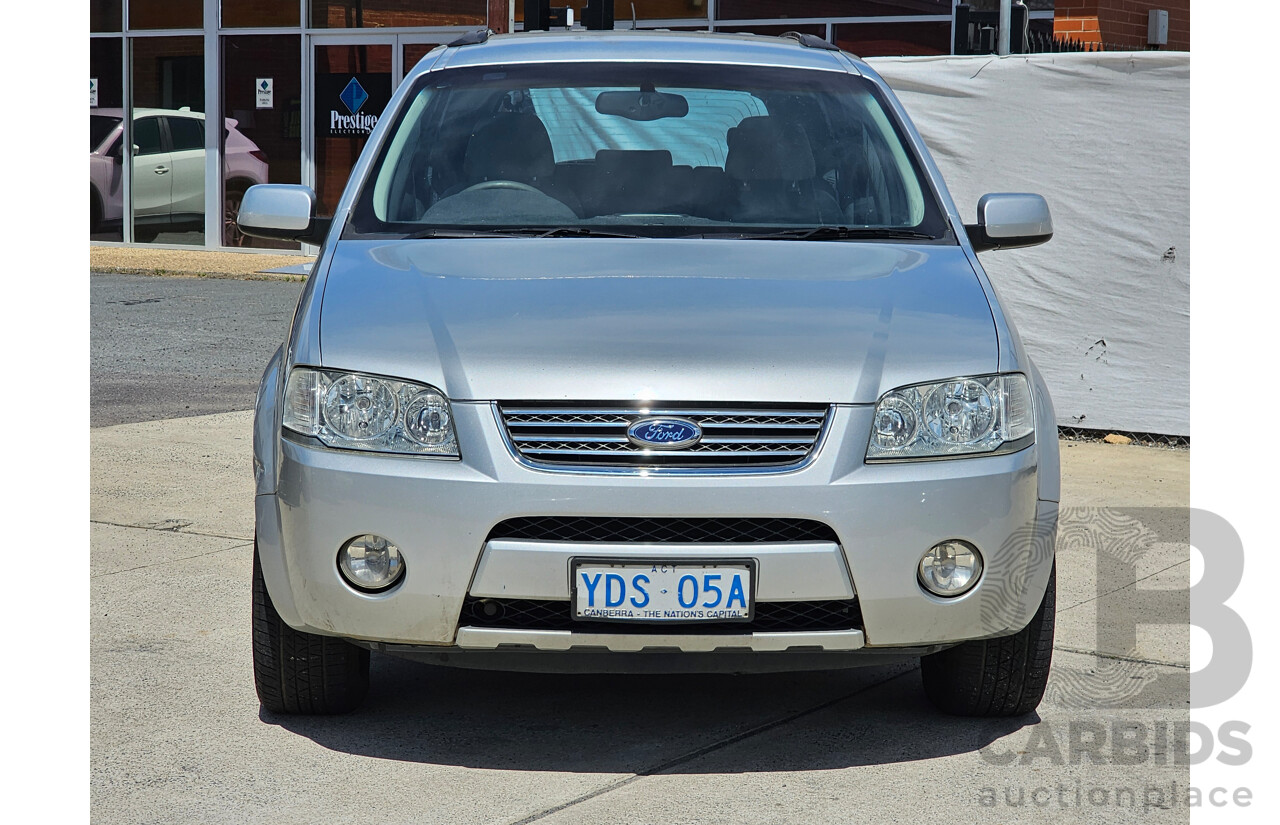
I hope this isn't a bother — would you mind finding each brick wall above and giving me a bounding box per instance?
[1054,1,1189,50]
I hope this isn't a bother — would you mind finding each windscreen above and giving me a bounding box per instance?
[349,62,949,238]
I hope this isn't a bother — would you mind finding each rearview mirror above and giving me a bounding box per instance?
[965,193,1052,252]
[237,184,331,245]
[595,89,689,121]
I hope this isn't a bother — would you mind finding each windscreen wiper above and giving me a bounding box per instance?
[401,228,519,239]
[402,226,646,240]
[517,226,647,239]
[706,226,942,241]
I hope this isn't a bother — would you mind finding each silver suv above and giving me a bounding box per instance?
[241,30,1059,718]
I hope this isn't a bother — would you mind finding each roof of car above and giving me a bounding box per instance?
[424,30,862,77]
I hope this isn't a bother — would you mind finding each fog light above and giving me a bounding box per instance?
[918,540,982,597]
[338,534,404,591]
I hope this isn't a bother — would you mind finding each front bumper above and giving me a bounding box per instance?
[256,402,1057,657]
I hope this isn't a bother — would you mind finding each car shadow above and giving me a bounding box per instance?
[261,654,1036,773]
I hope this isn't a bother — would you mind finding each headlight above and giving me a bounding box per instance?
[866,374,1033,461]
[282,367,459,457]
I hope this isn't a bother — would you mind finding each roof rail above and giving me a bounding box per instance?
[448,29,491,47]
[780,31,841,52]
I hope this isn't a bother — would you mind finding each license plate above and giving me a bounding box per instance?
[571,560,755,622]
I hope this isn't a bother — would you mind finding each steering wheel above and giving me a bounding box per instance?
[460,180,542,195]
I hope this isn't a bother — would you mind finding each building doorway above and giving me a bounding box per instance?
[308,35,447,220]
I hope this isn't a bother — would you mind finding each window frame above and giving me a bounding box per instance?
[132,115,168,156]
[164,114,207,153]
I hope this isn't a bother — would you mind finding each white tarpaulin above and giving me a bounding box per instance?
[868,53,1189,435]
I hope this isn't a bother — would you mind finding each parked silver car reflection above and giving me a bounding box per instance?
[89,107,268,242]
[241,31,1060,717]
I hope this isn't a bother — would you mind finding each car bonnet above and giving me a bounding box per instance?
[314,237,997,405]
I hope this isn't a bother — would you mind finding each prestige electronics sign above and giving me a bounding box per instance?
[316,74,391,138]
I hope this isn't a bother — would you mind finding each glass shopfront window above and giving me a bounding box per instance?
[90,1,981,251]
[310,1,486,28]
[130,0,204,30]
[717,1,951,19]
[834,20,952,56]
[313,43,393,216]
[222,0,300,28]
[515,0,709,24]
[90,0,122,33]
[90,38,125,242]
[967,0,1055,9]
[604,0,708,19]
[716,23,825,37]
[130,36,206,244]
[222,35,302,247]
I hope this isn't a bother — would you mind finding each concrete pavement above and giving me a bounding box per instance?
[91,403,1191,824]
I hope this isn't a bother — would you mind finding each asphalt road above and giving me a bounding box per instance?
[90,272,302,427]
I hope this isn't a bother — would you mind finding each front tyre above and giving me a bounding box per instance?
[224,183,250,247]
[920,563,1055,717]
[252,542,370,714]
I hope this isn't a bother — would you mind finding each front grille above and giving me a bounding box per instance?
[461,596,862,634]
[497,402,830,469]
[486,516,840,544]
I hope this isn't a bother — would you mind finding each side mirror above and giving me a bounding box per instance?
[237,184,332,245]
[965,193,1052,252]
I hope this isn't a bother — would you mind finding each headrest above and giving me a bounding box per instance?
[463,112,555,183]
[595,149,673,177]
[725,116,816,182]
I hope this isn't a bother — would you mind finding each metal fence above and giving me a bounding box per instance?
[1024,30,1128,53]
[954,3,1031,55]
[955,4,1142,55]
[1057,427,1190,449]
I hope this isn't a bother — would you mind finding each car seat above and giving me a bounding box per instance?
[724,116,841,225]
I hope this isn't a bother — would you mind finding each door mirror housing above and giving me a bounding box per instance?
[236,184,332,245]
[965,193,1052,252]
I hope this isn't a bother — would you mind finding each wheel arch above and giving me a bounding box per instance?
[1028,361,1060,503]
[253,343,285,496]
[90,184,105,230]
[224,175,257,195]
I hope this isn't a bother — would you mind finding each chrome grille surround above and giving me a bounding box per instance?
[495,402,833,472]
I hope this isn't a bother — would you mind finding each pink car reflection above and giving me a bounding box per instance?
[90,107,269,243]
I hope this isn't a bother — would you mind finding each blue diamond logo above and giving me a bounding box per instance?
[260,79,269,91]
[339,77,368,115]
